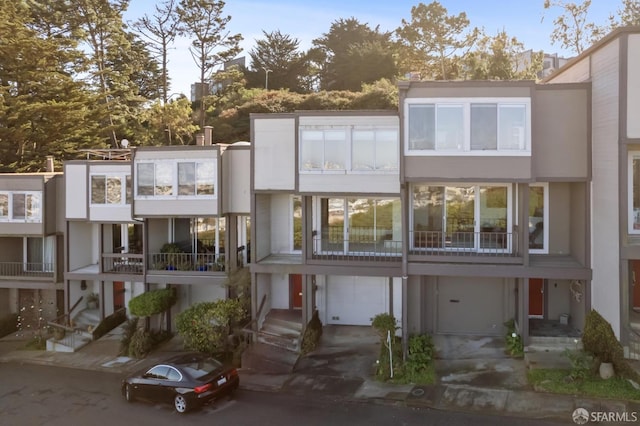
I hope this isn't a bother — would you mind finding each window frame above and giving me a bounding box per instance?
[528,183,549,254]
[0,191,42,223]
[629,152,640,234]
[404,97,531,156]
[134,159,217,200]
[90,173,131,206]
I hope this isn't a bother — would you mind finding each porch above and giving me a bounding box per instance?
[0,262,54,279]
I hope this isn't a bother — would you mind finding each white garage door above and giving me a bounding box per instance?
[436,277,504,336]
[326,276,387,326]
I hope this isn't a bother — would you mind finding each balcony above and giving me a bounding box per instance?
[312,238,402,262]
[147,252,225,272]
[0,262,54,279]
[409,230,519,258]
[101,253,144,274]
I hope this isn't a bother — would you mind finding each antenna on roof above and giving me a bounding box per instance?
[120,139,129,148]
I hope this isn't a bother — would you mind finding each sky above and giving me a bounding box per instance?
[124,0,618,96]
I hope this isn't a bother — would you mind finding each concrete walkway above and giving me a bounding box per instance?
[1,328,640,423]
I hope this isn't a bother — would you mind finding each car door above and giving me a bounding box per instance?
[138,365,170,402]
[157,366,184,404]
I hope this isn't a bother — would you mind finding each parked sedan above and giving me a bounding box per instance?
[121,352,239,413]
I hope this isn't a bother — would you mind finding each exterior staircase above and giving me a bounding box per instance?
[46,308,100,353]
[241,309,303,374]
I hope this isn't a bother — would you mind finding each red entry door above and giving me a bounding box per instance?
[632,261,640,310]
[529,278,544,317]
[113,281,125,310]
[290,275,302,309]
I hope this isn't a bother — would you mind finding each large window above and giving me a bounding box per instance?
[300,127,398,173]
[629,153,640,233]
[411,184,511,252]
[0,191,41,222]
[406,98,530,155]
[90,174,130,205]
[292,196,302,251]
[529,184,548,253]
[136,160,216,199]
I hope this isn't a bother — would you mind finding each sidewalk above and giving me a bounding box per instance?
[2,331,640,423]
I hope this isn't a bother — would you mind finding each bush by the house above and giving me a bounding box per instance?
[301,310,323,354]
[175,299,245,354]
[119,317,139,356]
[504,319,524,358]
[128,288,177,318]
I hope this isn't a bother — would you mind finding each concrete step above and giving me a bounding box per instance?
[525,350,573,370]
[264,316,303,332]
[241,342,300,374]
[46,332,92,353]
[261,322,301,337]
[257,331,299,352]
[528,336,582,352]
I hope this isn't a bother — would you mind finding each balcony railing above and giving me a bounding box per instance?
[101,253,144,274]
[147,253,225,272]
[409,230,518,257]
[0,262,54,278]
[312,238,402,261]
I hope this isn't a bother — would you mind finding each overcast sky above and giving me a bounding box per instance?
[125,0,617,96]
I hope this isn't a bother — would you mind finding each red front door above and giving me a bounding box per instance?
[632,261,640,310]
[529,278,544,317]
[113,281,125,310]
[290,274,302,309]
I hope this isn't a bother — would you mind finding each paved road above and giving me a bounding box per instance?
[0,362,569,426]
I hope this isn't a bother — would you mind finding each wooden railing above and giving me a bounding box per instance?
[101,253,144,274]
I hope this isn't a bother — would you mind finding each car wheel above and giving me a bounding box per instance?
[174,394,189,414]
[124,384,135,402]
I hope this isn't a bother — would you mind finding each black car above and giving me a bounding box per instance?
[121,352,239,413]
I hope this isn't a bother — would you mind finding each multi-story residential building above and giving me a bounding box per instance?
[544,27,640,358]
[249,80,591,357]
[61,133,250,350]
[0,158,65,332]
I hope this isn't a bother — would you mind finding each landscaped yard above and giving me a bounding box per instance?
[528,368,640,401]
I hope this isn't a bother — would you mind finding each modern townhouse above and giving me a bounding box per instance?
[0,158,65,333]
[248,79,592,360]
[60,132,250,351]
[544,26,640,359]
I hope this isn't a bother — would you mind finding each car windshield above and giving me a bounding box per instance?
[180,357,223,380]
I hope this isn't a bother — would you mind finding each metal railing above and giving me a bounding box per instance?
[409,230,518,257]
[101,253,144,274]
[147,252,225,272]
[312,238,402,261]
[0,262,54,278]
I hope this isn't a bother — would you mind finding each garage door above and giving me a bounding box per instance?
[326,276,387,326]
[436,277,504,335]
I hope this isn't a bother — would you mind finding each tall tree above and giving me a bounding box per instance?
[177,0,242,129]
[543,0,606,55]
[247,30,308,92]
[609,0,640,27]
[311,18,397,91]
[395,1,479,80]
[133,0,181,104]
[141,97,198,145]
[463,30,543,80]
[0,1,97,172]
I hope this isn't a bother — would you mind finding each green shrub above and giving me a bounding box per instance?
[120,317,139,356]
[128,328,153,358]
[301,310,323,354]
[371,313,397,340]
[175,299,245,354]
[405,334,435,379]
[504,319,524,357]
[0,313,18,338]
[564,349,595,381]
[128,288,177,317]
[376,335,403,380]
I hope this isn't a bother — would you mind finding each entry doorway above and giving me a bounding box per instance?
[528,278,544,318]
[289,274,302,309]
[113,281,125,310]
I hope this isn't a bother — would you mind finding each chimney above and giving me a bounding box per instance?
[204,126,213,145]
[196,134,205,146]
[46,156,55,172]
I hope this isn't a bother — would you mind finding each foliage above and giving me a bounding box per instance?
[404,334,436,380]
[543,0,606,55]
[119,317,140,356]
[225,267,251,322]
[504,319,524,358]
[528,368,640,401]
[140,97,198,145]
[0,314,18,338]
[582,309,622,364]
[395,1,479,80]
[371,313,398,341]
[564,349,595,381]
[128,288,177,317]
[175,299,246,354]
[301,310,323,354]
[24,334,47,351]
[128,328,153,358]
[609,0,640,27]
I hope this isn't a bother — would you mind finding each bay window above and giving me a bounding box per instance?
[135,160,216,199]
[0,191,41,222]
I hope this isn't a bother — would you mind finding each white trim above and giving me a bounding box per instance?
[629,152,640,234]
[89,173,130,206]
[0,191,42,223]
[134,159,217,200]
